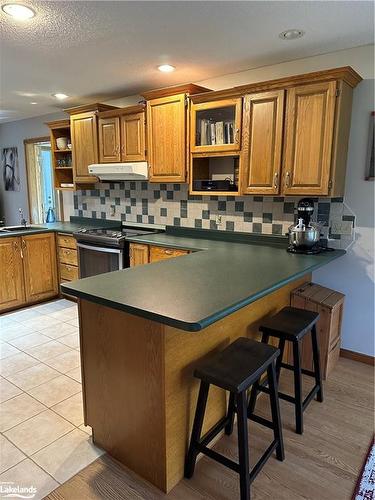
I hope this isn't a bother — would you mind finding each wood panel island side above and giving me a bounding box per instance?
[77,273,309,493]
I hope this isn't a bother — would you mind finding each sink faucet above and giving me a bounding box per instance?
[19,208,27,228]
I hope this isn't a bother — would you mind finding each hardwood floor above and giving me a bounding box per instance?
[46,358,373,500]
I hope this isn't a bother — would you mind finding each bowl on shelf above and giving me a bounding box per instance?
[56,137,68,150]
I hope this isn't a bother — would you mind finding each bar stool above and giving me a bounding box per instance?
[248,307,323,435]
[185,337,285,500]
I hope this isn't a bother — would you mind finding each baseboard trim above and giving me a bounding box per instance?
[340,348,375,366]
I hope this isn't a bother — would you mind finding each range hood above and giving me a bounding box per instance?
[88,162,148,181]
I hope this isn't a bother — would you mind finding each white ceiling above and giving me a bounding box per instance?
[0,0,374,123]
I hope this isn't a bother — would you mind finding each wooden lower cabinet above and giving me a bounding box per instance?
[0,233,58,312]
[129,243,149,267]
[56,233,79,288]
[149,246,189,263]
[0,237,25,312]
[22,233,58,303]
[129,243,189,267]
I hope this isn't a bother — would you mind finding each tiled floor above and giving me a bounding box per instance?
[0,299,104,499]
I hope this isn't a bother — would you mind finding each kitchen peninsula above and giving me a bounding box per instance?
[61,228,344,493]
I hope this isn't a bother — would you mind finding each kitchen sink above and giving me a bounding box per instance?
[0,225,46,233]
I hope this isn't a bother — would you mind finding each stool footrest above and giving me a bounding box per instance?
[199,416,230,448]
[302,385,320,410]
[280,362,315,377]
[255,385,295,405]
[196,439,279,485]
[248,413,275,430]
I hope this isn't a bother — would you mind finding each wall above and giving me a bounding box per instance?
[0,112,65,225]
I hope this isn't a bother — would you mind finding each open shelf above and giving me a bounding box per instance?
[190,154,240,195]
[47,119,75,191]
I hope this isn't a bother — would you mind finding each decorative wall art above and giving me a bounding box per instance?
[2,147,20,191]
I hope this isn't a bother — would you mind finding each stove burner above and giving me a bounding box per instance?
[287,244,335,255]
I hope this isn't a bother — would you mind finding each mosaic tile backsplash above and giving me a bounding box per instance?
[73,182,355,249]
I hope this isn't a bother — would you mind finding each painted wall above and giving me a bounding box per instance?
[0,112,64,225]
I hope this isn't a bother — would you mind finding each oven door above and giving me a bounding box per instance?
[77,242,125,279]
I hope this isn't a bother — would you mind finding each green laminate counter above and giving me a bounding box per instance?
[61,230,345,331]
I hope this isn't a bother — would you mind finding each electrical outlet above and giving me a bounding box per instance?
[215,215,222,226]
[330,220,353,236]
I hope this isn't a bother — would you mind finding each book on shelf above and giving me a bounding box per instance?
[224,121,234,144]
[215,121,224,145]
[210,123,216,145]
[200,119,208,146]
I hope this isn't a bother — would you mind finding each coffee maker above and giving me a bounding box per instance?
[287,199,322,254]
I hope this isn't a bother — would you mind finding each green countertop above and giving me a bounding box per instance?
[61,229,345,332]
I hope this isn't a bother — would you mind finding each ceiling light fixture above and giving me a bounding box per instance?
[30,101,37,104]
[158,64,175,73]
[279,29,305,40]
[52,93,69,100]
[1,3,36,20]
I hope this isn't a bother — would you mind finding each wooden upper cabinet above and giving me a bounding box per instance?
[241,90,284,195]
[22,233,58,304]
[190,98,242,153]
[121,112,146,162]
[98,116,121,163]
[146,94,187,183]
[70,112,99,183]
[0,237,25,312]
[282,81,337,195]
[67,103,117,184]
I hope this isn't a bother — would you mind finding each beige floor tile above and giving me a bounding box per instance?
[0,392,45,432]
[4,409,74,456]
[0,323,36,342]
[66,366,82,383]
[37,322,77,340]
[27,374,81,407]
[0,434,26,473]
[22,316,62,331]
[8,332,51,350]
[0,316,19,328]
[51,392,84,426]
[47,307,78,321]
[0,376,23,403]
[32,428,103,484]
[24,340,72,362]
[79,424,92,435]
[0,342,21,359]
[45,350,80,373]
[0,352,40,377]
[58,332,80,349]
[6,308,44,322]
[65,317,79,327]
[6,363,61,391]
[0,458,59,500]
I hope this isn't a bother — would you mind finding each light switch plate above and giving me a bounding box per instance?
[330,220,353,235]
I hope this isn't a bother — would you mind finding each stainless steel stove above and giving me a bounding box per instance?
[73,223,162,278]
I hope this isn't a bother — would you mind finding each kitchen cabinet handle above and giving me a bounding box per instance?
[234,128,240,144]
[121,144,125,154]
[164,249,173,255]
[274,172,279,190]
[21,239,26,250]
[285,171,291,188]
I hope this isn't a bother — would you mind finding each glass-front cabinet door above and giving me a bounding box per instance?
[190,98,242,153]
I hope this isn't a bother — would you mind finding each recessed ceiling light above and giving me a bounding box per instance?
[158,64,175,73]
[30,101,37,104]
[1,3,36,20]
[52,93,69,100]
[279,29,305,40]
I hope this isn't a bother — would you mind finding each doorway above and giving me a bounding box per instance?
[24,137,63,224]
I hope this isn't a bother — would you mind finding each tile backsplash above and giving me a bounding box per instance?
[73,182,355,249]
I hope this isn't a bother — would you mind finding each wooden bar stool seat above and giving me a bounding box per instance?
[185,337,285,500]
[248,307,323,435]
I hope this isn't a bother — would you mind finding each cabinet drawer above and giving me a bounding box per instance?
[150,246,189,263]
[59,263,78,281]
[57,234,77,250]
[58,247,78,266]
